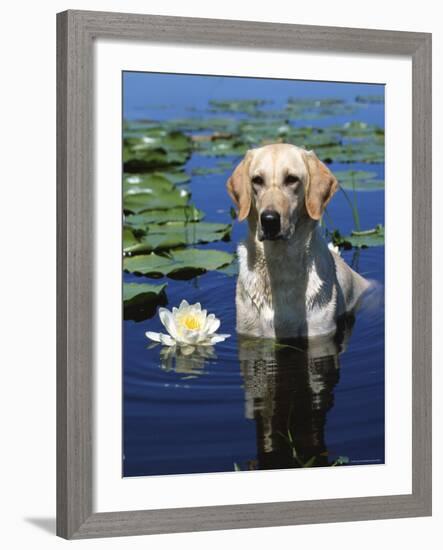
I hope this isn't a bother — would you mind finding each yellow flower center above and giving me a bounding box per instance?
[181,315,201,331]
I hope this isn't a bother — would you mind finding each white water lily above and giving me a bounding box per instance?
[146,300,230,347]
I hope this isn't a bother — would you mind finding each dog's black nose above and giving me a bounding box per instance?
[260,210,281,239]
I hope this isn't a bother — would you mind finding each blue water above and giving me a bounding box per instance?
[123,74,385,476]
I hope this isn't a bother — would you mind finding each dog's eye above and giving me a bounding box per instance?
[251,175,264,186]
[284,174,300,185]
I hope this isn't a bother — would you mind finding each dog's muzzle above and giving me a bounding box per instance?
[260,210,281,240]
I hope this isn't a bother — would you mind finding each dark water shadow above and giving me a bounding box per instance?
[24,517,56,535]
[238,315,355,469]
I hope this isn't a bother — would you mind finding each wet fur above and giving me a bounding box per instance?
[229,144,370,338]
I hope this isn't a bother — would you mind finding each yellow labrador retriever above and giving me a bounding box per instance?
[227,143,370,339]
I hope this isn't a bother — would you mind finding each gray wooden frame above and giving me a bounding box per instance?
[57,9,432,539]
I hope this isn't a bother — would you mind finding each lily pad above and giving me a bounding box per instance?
[300,133,342,149]
[217,257,239,276]
[334,170,384,191]
[316,142,384,164]
[124,128,191,152]
[123,173,174,195]
[287,97,345,107]
[335,170,377,181]
[123,227,139,250]
[209,99,269,114]
[123,222,232,254]
[332,225,385,249]
[195,138,249,157]
[355,94,384,104]
[125,206,204,229]
[186,115,384,164]
[123,282,168,322]
[334,120,384,138]
[283,98,358,120]
[123,248,234,279]
[123,149,190,172]
[123,120,154,132]
[123,282,167,304]
[156,170,191,184]
[163,117,238,133]
[123,128,192,171]
[191,165,230,176]
[123,188,190,214]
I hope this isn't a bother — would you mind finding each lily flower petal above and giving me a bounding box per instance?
[145,331,162,343]
[145,331,176,347]
[158,307,178,339]
[204,314,221,335]
[179,328,203,345]
[208,333,231,345]
[158,333,176,346]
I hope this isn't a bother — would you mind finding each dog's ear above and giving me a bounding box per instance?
[304,150,339,220]
[226,151,252,222]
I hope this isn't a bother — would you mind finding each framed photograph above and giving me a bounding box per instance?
[57,10,432,539]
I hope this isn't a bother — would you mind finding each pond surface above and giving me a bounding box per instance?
[122,75,385,477]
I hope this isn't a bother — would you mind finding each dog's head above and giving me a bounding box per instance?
[226,143,338,241]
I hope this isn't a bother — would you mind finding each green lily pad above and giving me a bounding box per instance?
[238,118,291,137]
[125,206,204,229]
[123,173,175,195]
[123,119,152,130]
[149,221,230,238]
[124,253,174,277]
[335,170,377,181]
[283,98,358,120]
[332,225,385,249]
[342,143,384,164]
[125,233,187,254]
[123,128,192,172]
[123,282,168,322]
[334,170,384,191]
[316,142,384,164]
[355,94,384,104]
[123,282,167,304]
[124,222,232,254]
[287,97,345,107]
[123,248,234,279]
[195,138,249,157]
[156,170,191,184]
[124,128,191,152]
[123,148,190,172]
[186,115,384,164]
[163,117,239,133]
[208,99,269,114]
[334,121,384,138]
[123,188,190,214]
[123,227,139,250]
[191,161,232,176]
[300,133,342,149]
[217,257,239,276]
[191,166,225,176]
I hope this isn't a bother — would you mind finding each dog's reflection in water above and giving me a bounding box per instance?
[239,316,354,469]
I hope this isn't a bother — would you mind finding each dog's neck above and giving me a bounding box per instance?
[246,215,326,271]
[242,214,336,315]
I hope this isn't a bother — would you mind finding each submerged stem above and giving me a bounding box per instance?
[340,185,361,232]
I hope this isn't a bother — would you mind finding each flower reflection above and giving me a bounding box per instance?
[159,344,218,376]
